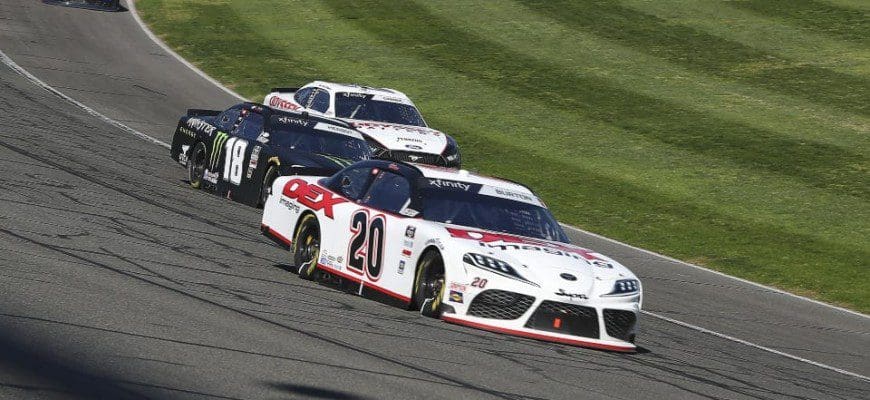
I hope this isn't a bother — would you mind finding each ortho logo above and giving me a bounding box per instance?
[282,179,348,219]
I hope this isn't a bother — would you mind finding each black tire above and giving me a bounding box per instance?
[292,214,320,280]
[411,251,445,318]
[258,164,279,207]
[187,142,207,189]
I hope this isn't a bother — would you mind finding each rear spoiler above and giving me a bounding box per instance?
[186,109,221,117]
[270,87,299,94]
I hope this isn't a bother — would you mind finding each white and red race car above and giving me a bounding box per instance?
[264,82,461,168]
[260,160,641,352]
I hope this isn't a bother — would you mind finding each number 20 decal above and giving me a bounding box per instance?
[222,137,248,185]
[348,210,386,281]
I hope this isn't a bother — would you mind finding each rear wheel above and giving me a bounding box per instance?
[187,142,207,189]
[258,164,280,207]
[292,214,320,280]
[412,251,445,318]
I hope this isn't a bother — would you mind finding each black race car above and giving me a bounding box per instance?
[170,102,372,207]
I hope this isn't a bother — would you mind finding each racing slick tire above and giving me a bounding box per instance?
[412,250,445,318]
[258,164,280,207]
[292,214,320,280]
[187,142,207,189]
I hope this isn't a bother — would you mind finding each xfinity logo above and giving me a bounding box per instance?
[428,179,470,191]
[555,289,588,300]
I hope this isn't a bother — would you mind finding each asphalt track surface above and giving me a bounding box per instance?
[0,1,867,399]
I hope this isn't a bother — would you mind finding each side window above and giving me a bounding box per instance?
[309,89,330,113]
[234,112,265,140]
[216,107,242,132]
[361,171,411,214]
[329,167,373,200]
[294,88,314,107]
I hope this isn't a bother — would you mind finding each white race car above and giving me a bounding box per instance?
[264,82,461,168]
[261,160,641,352]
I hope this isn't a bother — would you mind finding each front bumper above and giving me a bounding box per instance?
[442,289,639,352]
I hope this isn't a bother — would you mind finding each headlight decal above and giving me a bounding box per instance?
[603,279,640,296]
[462,253,539,287]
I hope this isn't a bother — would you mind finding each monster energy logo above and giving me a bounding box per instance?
[210,131,229,170]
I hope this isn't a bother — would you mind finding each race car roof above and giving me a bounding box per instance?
[413,164,544,207]
[307,81,413,102]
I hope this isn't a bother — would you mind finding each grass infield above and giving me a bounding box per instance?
[138,0,869,312]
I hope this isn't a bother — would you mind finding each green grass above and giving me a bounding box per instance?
[138,0,869,312]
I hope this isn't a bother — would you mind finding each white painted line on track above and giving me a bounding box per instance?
[1,3,863,382]
[126,0,248,102]
[0,49,170,149]
[643,310,870,382]
[561,223,868,319]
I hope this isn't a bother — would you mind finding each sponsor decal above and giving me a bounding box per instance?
[246,145,262,179]
[281,179,348,219]
[405,226,416,239]
[446,228,604,261]
[399,207,419,217]
[493,187,536,203]
[401,248,412,258]
[405,144,423,150]
[256,131,270,144]
[448,282,467,292]
[178,127,197,138]
[178,145,190,166]
[398,260,405,275]
[425,238,444,250]
[427,179,470,191]
[269,96,301,111]
[202,169,218,184]
[279,197,301,214]
[449,290,464,303]
[397,137,423,143]
[560,273,578,281]
[593,260,614,269]
[341,92,367,98]
[403,239,414,248]
[277,116,309,126]
[210,131,230,170]
[186,118,217,136]
[313,122,363,139]
[555,289,588,300]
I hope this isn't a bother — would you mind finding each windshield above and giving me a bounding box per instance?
[420,186,569,243]
[269,117,371,161]
[334,93,426,127]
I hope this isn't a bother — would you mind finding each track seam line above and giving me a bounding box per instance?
[0,48,170,149]
[126,0,248,102]
[642,310,869,382]
[1,6,865,382]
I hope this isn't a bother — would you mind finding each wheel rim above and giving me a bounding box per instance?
[421,259,444,301]
[189,146,205,186]
[299,228,320,272]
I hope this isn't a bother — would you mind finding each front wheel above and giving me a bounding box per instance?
[411,251,445,318]
[187,142,207,189]
[292,214,320,280]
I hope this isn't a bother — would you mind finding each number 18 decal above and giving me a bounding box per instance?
[348,210,386,281]
[223,137,248,185]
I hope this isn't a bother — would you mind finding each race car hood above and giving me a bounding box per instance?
[349,121,448,155]
[445,227,635,297]
[272,147,353,177]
